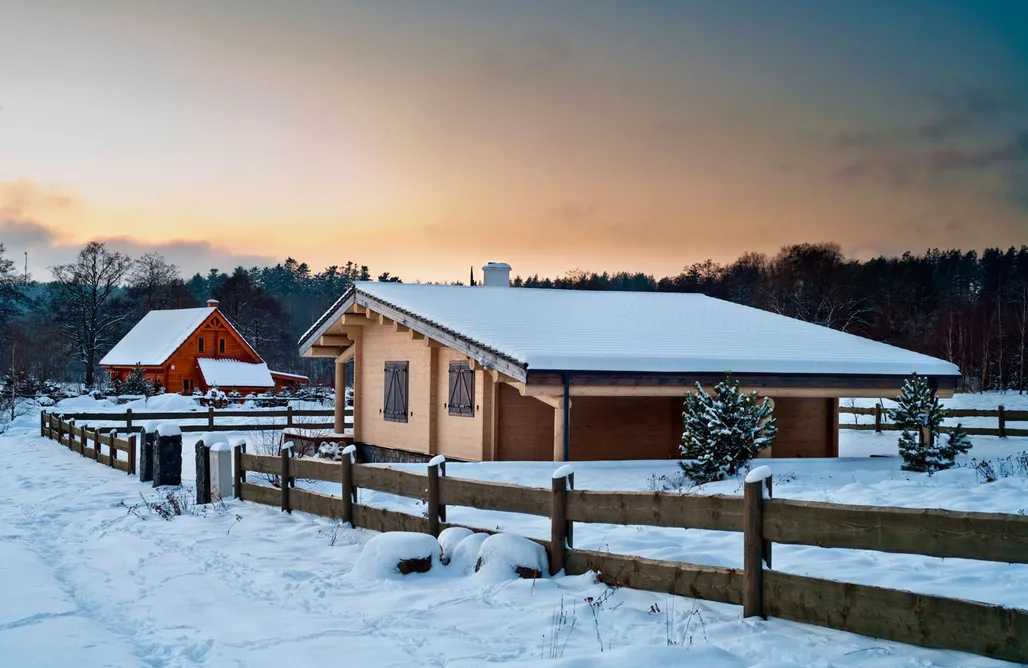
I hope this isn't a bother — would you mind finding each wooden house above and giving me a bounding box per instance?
[101,300,307,395]
[299,263,959,462]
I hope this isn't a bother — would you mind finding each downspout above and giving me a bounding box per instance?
[563,372,571,461]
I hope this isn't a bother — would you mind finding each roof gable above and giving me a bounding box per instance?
[300,282,960,380]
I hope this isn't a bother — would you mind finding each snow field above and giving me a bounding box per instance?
[4,392,1027,665]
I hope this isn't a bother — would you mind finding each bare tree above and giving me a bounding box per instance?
[127,252,182,312]
[49,242,134,387]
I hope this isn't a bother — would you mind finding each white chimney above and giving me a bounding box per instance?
[481,262,511,287]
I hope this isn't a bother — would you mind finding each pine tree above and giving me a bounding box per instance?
[121,366,158,396]
[679,373,777,483]
[890,373,970,472]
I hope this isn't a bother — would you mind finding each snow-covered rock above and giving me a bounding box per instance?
[349,532,441,579]
[437,527,473,564]
[473,533,548,580]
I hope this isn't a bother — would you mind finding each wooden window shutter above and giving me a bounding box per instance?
[384,361,409,423]
[448,361,474,417]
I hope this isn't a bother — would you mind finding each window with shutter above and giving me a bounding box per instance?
[448,361,475,417]
[383,361,409,423]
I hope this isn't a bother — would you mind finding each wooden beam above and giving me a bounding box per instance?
[306,345,346,358]
[552,397,566,462]
[533,394,563,409]
[423,337,442,348]
[393,321,410,333]
[318,334,352,347]
[339,314,368,326]
[351,305,368,315]
[410,330,425,341]
[521,384,909,399]
[337,346,355,364]
[378,313,392,327]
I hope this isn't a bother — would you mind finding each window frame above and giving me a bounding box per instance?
[383,361,409,423]
[447,360,475,417]
[197,337,205,353]
[219,338,226,354]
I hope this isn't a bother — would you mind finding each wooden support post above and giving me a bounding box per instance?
[126,408,133,433]
[340,446,354,526]
[552,397,566,462]
[743,475,767,619]
[427,458,442,537]
[998,405,1006,438]
[233,445,243,500]
[550,468,571,576]
[280,445,291,513]
[334,358,347,434]
[127,434,137,475]
[208,406,215,429]
[874,403,882,433]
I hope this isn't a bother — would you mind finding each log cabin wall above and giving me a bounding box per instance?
[569,396,683,460]
[495,383,554,461]
[767,396,838,457]
[165,312,262,394]
[434,347,487,461]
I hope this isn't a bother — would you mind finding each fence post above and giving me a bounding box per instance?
[208,406,215,429]
[763,476,773,568]
[998,405,1006,438]
[874,403,882,433]
[233,444,243,500]
[427,455,446,537]
[55,416,63,447]
[341,444,356,526]
[550,465,573,576]
[286,404,294,428]
[40,411,45,438]
[280,444,291,513]
[127,434,137,475]
[743,467,771,619]
[94,429,101,461]
[78,427,85,456]
[126,407,133,433]
[195,440,212,505]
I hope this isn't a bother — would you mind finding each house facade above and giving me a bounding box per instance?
[101,300,308,395]
[299,264,959,462]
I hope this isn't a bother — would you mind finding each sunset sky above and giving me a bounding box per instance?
[2,1,1027,282]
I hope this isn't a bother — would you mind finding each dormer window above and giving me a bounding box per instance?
[198,337,205,353]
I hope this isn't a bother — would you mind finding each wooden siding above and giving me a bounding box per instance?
[569,396,682,460]
[767,396,836,458]
[357,321,432,454]
[434,348,486,461]
[496,383,553,461]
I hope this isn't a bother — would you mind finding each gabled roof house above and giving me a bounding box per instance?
[299,263,959,462]
[101,299,307,395]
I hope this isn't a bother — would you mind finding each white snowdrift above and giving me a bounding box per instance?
[447,532,490,575]
[349,532,441,579]
[437,526,473,563]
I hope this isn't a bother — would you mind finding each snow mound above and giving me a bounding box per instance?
[552,464,574,480]
[145,394,201,411]
[745,465,772,483]
[197,432,229,447]
[447,533,490,575]
[54,396,115,412]
[473,533,548,581]
[155,423,181,437]
[349,532,441,579]
[437,527,473,563]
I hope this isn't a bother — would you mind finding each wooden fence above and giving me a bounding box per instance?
[839,404,1028,437]
[41,412,136,474]
[234,447,1028,663]
[50,407,351,433]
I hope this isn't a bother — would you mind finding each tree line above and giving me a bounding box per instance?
[1,240,1027,393]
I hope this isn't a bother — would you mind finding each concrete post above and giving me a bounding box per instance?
[210,443,234,501]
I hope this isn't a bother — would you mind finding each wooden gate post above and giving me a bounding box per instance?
[427,455,446,537]
[340,444,356,526]
[233,444,243,500]
[874,403,882,433]
[998,405,1006,438]
[550,465,574,576]
[743,467,771,619]
[280,444,291,513]
[126,408,133,433]
[127,434,137,475]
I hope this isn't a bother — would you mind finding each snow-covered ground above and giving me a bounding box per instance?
[1,393,1026,666]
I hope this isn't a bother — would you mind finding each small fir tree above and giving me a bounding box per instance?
[890,373,971,472]
[679,373,777,484]
[121,366,158,396]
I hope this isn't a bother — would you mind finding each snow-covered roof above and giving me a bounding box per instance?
[303,282,959,379]
[100,307,215,367]
[269,370,309,381]
[197,358,275,388]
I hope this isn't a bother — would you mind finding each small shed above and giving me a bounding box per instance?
[101,299,308,395]
[298,264,959,462]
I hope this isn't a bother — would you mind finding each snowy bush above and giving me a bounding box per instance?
[679,373,776,484]
[890,373,971,473]
[350,532,441,579]
[437,527,473,564]
[447,532,490,575]
[112,366,160,397]
[473,533,548,580]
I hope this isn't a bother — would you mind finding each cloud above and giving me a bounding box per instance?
[917,87,1003,140]
[836,130,886,147]
[927,131,1028,171]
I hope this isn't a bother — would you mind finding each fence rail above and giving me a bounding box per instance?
[51,407,351,434]
[36,412,1028,662]
[840,403,1027,438]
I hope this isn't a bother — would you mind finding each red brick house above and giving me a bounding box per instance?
[101,299,307,395]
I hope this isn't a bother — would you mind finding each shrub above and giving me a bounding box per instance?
[679,373,776,484]
[890,373,971,473]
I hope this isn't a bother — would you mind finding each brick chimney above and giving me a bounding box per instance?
[207,299,219,308]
